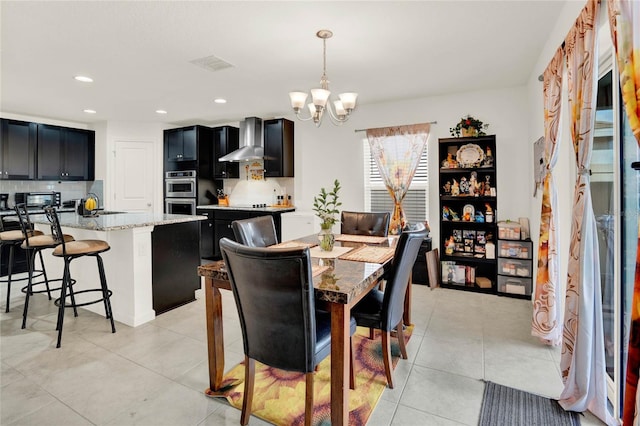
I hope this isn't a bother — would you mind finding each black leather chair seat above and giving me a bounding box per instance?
[315,311,357,363]
[347,290,384,329]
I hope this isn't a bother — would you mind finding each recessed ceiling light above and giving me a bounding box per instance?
[83,109,97,114]
[74,75,93,83]
[156,110,168,114]
[213,98,227,104]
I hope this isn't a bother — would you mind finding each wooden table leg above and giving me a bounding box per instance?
[204,277,225,395]
[330,302,350,426]
[403,273,412,326]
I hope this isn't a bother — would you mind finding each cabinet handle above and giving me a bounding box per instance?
[227,224,232,228]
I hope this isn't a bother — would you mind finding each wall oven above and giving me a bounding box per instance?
[165,170,196,198]
[165,198,197,215]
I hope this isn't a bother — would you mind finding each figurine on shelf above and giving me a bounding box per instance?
[484,146,494,167]
[460,176,469,195]
[469,171,478,197]
[442,206,451,221]
[443,180,452,195]
[449,207,460,221]
[451,179,460,196]
[484,175,492,196]
[475,211,485,222]
[441,153,457,169]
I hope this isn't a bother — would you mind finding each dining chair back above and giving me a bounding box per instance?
[231,215,278,247]
[351,222,428,388]
[219,237,355,425]
[340,211,390,237]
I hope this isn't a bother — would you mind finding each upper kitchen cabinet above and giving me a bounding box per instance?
[164,125,214,176]
[37,125,95,181]
[0,119,37,180]
[213,125,239,179]
[263,118,294,177]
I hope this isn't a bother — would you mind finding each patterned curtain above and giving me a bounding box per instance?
[532,46,565,347]
[558,2,615,425]
[608,1,640,424]
[366,123,431,234]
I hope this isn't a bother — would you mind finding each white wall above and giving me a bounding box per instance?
[286,85,533,248]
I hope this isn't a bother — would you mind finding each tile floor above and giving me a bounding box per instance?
[1,273,606,425]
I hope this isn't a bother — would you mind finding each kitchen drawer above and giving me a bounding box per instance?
[498,258,532,277]
[497,239,532,259]
[497,275,531,296]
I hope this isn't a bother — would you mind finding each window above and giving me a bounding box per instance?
[362,140,428,224]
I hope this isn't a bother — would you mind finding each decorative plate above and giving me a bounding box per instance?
[456,144,485,168]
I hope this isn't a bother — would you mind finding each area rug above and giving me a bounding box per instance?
[214,326,412,426]
[479,381,581,426]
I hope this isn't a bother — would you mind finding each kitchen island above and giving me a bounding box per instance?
[27,211,205,327]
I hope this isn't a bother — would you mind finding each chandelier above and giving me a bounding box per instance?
[289,30,358,127]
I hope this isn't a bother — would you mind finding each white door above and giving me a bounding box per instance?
[114,140,155,212]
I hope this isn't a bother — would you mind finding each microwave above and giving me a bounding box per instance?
[165,170,196,198]
[14,192,61,208]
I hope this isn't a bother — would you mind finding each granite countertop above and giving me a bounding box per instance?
[24,211,205,231]
[196,205,296,213]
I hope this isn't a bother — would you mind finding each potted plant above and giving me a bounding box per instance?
[449,115,489,137]
[313,179,342,251]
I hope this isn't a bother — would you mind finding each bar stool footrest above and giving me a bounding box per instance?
[0,270,44,284]
[54,288,113,309]
[21,278,76,295]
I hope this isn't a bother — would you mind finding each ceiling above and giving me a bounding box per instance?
[1,1,567,127]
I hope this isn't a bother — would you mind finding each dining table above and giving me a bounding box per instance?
[197,233,414,426]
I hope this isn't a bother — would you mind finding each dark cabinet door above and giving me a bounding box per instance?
[0,119,37,180]
[63,128,95,180]
[197,209,215,259]
[166,129,183,161]
[213,219,236,258]
[37,124,64,180]
[37,124,94,181]
[213,126,239,179]
[182,127,197,161]
[263,118,294,177]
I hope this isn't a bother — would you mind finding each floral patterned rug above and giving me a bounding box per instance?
[215,326,413,426]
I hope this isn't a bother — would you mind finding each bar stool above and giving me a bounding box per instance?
[43,207,115,348]
[15,204,75,329]
[0,213,43,312]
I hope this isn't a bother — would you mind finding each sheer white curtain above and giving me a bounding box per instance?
[365,123,431,234]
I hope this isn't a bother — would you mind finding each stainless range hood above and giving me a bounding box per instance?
[219,116,263,162]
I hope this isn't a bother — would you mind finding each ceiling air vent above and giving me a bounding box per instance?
[189,55,233,72]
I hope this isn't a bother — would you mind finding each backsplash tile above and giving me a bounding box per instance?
[0,180,100,209]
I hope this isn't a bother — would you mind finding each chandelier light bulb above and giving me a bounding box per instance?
[288,29,357,127]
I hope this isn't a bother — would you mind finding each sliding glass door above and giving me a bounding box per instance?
[592,55,639,418]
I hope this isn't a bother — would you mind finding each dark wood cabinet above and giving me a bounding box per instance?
[263,118,294,177]
[163,125,214,176]
[213,126,239,179]
[197,209,215,259]
[0,119,37,180]
[165,126,198,164]
[37,124,95,181]
[439,135,497,293]
[210,209,286,258]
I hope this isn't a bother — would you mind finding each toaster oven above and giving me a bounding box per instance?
[14,192,61,208]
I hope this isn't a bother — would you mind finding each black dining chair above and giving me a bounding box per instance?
[340,211,391,237]
[219,237,356,426]
[350,223,427,389]
[231,215,278,247]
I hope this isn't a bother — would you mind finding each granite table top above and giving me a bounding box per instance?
[22,211,205,232]
[198,235,397,305]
